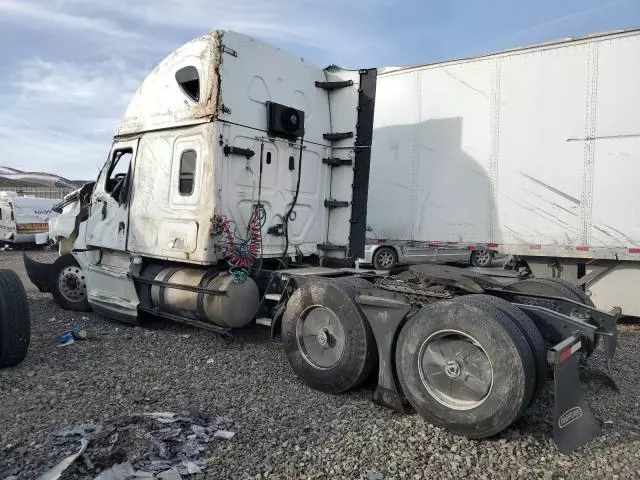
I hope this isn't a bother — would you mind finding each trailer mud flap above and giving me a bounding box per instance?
[23,252,53,293]
[549,336,600,453]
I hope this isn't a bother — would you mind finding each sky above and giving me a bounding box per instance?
[0,0,638,180]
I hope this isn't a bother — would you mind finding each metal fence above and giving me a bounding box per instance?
[0,186,74,200]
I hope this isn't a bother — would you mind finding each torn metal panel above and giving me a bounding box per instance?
[116,31,222,137]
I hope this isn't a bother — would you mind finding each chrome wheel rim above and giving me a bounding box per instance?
[376,250,395,268]
[474,250,492,266]
[418,329,493,410]
[58,266,87,303]
[296,305,345,369]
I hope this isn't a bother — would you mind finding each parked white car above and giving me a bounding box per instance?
[362,241,495,270]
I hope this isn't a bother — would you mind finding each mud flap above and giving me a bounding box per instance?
[23,252,54,293]
[356,287,412,413]
[549,336,601,453]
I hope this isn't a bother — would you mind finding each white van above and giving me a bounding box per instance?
[0,192,57,245]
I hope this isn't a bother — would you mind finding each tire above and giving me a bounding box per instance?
[0,269,31,368]
[282,280,377,393]
[505,277,594,307]
[470,249,493,268]
[373,247,397,270]
[395,297,535,439]
[462,294,547,406]
[50,254,90,312]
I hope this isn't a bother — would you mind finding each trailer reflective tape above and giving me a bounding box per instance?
[487,243,498,249]
[559,341,582,363]
[467,245,477,250]
[529,245,542,250]
[429,242,438,248]
[629,248,640,254]
[576,246,590,252]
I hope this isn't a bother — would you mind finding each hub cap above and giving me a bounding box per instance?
[473,250,492,266]
[58,266,87,303]
[418,330,493,410]
[296,306,345,369]
[376,250,395,268]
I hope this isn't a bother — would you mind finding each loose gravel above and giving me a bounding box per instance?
[1,251,640,479]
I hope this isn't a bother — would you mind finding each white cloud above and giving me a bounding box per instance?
[0,0,142,41]
[0,0,385,180]
[18,0,388,65]
[0,58,148,179]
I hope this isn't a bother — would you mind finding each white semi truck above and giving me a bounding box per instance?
[24,30,624,452]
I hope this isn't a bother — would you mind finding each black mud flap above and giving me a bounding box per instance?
[23,252,54,293]
[355,287,413,413]
[549,336,601,453]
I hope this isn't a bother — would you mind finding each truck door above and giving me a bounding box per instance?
[85,139,139,251]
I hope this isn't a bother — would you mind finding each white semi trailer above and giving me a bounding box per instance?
[365,29,640,318]
[24,30,622,452]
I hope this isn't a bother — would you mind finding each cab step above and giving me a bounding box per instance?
[256,317,273,327]
[264,293,282,302]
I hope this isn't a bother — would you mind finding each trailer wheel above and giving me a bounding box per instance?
[461,295,547,406]
[50,254,90,312]
[282,281,376,393]
[506,278,594,306]
[0,269,30,368]
[373,247,397,270]
[470,249,493,268]
[395,297,534,439]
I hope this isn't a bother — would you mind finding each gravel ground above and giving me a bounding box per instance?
[1,251,640,479]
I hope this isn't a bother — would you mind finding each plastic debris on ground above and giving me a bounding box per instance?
[36,412,234,479]
[56,326,90,346]
[36,439,88,480]
[56,332,75,347]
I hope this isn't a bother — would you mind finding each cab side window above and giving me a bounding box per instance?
[179,149,196,196]
[106,149,133,194]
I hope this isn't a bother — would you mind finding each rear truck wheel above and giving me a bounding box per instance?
[505,277,594,307]
[282,280,377,393]
[50,254,90,312]
[0,269,31,368]
[461,294,547,406]
[373,247,398,270]
[395,296,535,439]
[470,249,494,268]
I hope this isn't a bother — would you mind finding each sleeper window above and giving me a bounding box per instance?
[179,149,197,196]
[176,66,200,102]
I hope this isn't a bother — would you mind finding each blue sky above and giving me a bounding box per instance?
[0,0,638,179]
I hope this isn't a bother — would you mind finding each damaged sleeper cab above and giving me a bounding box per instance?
[24,30,618,453]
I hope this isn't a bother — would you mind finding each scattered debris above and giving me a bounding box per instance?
[37,439,88,480]
[73,326,89,340]
[56,326,90,346]
[205,359,215,364]
[40,412,233,479]
[93,460,135,480]
[56,332,75,347]
[213,430,235,440]
[156,468,181,480]
[183,462,202,474]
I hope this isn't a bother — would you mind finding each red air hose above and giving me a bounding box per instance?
[213,209,262,268]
